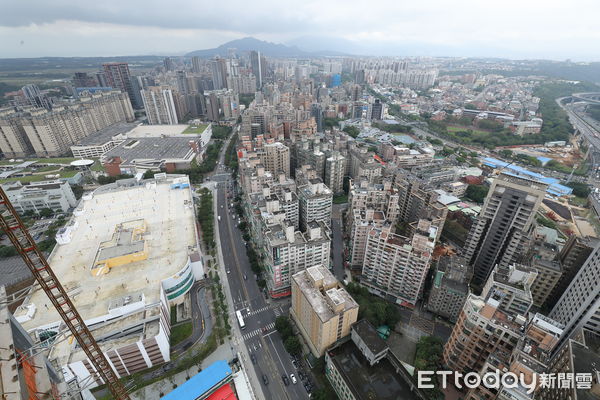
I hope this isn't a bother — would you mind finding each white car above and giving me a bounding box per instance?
[290,374,297,384]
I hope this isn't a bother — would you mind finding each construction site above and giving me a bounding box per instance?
[12,174,203,394]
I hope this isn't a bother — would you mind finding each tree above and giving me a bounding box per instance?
[39,208,54,218]
[143,170,155,179]
[0,245,17,258]
[284,336,302,355]
[565,181,591,198]
[499,149,513,159]
[71,184,84,199]
[275,316,293,339]
[465,184,489,203]
[342,126,360,138]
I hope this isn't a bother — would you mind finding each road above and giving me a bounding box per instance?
[215,181,310,399]
[171,282,212,355]
[210,129,311,399]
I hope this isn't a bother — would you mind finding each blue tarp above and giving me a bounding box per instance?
[161,360,232,400]
[483,157,573,196]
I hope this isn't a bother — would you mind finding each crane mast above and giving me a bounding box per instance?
[0,187,130,400]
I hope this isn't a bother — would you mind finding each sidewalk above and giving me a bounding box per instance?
[130,342,234,400]
[212,184,264,400]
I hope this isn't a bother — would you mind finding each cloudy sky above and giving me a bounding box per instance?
[2,0,599,60]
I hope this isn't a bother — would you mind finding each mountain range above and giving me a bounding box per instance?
[185,37,348,58]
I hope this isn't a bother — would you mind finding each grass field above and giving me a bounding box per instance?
[0,169,78,184]
[0,157,79,166]
[446,125,490,136]
[183,124,209,135]
[169,322,193,347]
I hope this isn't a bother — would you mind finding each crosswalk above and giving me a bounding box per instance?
[245,306,270,317]
[274,307,282,317]
[242,322,275,340]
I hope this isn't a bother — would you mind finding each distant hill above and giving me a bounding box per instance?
[185,37,346,58]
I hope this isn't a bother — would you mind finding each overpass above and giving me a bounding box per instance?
[572,92,600,105]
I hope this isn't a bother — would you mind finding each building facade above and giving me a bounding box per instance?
[290,266,359,357]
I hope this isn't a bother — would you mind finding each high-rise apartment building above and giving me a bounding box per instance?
[349,209,386,269]
[481,263,536,316]
[370,99,383,120]
[324,152,347,194]
[210,58,228,90]
[191,56,202,74]
[263,221,330,298]
[290,266,359,357]
[262,142,290,177]
[0,91,134,157]
[163,57,175,72]
[21,84,51,110]
[141,86,179,125]
[549,241,600,345]
[444,295,523,374]
[361,220,436,306]
[102,62,141,108]
[73,72,99,88]
[426,255,471,322]
[0,108,32,157]
[297,178,333,232]
[463,173,547,287]
[546,235,600,309]
[250,50,266,88]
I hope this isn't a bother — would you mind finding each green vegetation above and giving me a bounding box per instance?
[311,357,338,400]
[333,194,348,204]
[182,124,209,135]
[97,174,133,185]
[211,125,233,140]
[465,184,489,203]
[210,275,231,344]
[0,245,18,258]
[441,219,469,246]
[588,105,600,121]
[536,214,558,230]
[373,122,413,134]
[196,188,215,249]
[197,141,223,173]
[0,169,79,184]
[239,93,255,108]
[565,181,591,198]
[342,125,360,138]
[414,336,445,400]
[345,282,400,328]
[224,136,239,175]
[275,316,302,356]
[323,117,341,129]
[169,322,193,346]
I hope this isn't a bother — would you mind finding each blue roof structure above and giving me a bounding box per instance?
[482,157,573,197]
[161,360,232,400]
[536,156,552,165]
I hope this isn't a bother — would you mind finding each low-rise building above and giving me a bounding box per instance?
[1,179,77,213]
[325,319,426,400]
[290,266,359,357]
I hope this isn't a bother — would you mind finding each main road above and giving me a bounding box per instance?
[210,128,310,399]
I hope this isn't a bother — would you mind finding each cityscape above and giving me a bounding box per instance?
[1,2,600,400]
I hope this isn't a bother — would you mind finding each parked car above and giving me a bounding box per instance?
[282,375,290,386]
[262,375,269,385]
[290,374,297,384]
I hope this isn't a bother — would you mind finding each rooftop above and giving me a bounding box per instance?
[16,176,196,363]
[293,266,358,323]
[352,319,388,356]
[75,122,137,146]
[161,360,232,400]
[102,137,195,163]
[328,340,419,400]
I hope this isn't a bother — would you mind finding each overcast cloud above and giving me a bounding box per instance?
[1,0,599,60]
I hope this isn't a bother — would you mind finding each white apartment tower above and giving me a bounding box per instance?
[361,219,436,306]
[141,86,179,125]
